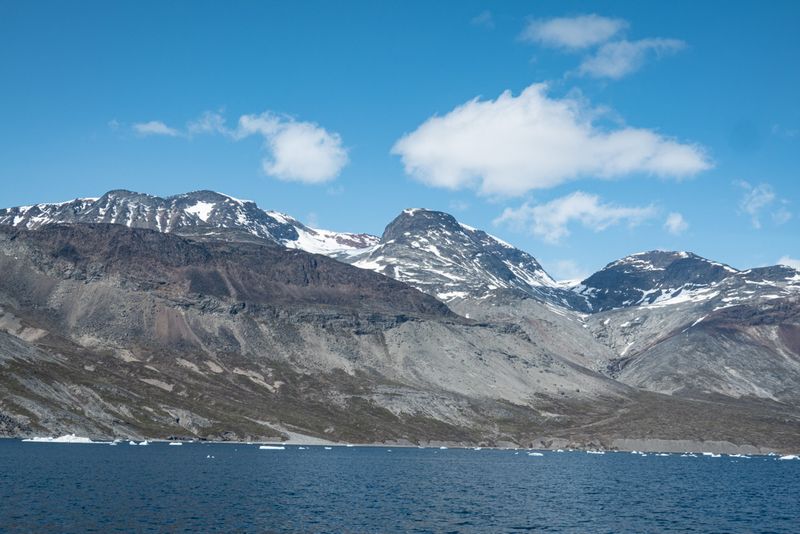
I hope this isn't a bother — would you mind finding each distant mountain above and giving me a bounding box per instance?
[574,250,799,312]
[1,191,799,451]
[338,208,586,309]
[0,189,379,254]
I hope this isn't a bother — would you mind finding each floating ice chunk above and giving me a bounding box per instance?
[169,442,183,446]
[22,434,101,444]
[586,450,605,455]
[324,446,332,450]
[258,445,285,450]
[138,440,149,446]
[528,452,544,456]
[778,454,798,460]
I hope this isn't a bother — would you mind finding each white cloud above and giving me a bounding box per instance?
[778,256,800,270]
[545,259,590,281]
[664,212,689,235]
[133,120,180,137]
[133,111,348,183]
[392,84,711,196]
[578,38,686,79]
[520,15,627,49]
[243,115,349,184]
[737,181,777,229]
[494,191,657,243]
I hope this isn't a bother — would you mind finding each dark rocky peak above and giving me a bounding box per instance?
[577,251,740,312]
[341,208,560,304]
[381,208,463,243]
[739,265,800,284]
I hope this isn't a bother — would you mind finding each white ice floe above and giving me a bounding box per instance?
[22,434,103,444]
[169,442,183,446]
[778,454,798,460]
[528,452,544,457]
[258,445,285,450]
[586,450,605,455]
[138,440,149,446]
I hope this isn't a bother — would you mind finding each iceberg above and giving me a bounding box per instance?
[169,442,183,446]
[527,452,544,457]
[778,454,798,460]
[22,434,102,444]
[259,445,285,450]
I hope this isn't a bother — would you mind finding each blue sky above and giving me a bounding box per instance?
[1,1,798,278]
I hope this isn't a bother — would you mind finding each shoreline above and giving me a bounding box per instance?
[2,435,793,456]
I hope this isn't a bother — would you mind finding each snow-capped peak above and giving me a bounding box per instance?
[0,190,378,255]
[336,207,565,303]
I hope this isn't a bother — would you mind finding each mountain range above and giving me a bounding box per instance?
[0,190,798,452]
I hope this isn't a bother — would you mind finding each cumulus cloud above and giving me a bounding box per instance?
[778,256,800,270]
[236,113,348,183]
[132,111,348,183]
[392,84,711,196]
[664,212,689,235]
[133,120,180,137]
[578,38,686,79]
[520,14,627,49]
[494,191,657,243]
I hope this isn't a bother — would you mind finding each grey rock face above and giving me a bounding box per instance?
[0,189,378,254]
[1,193,800,449]
[339,208,585,309]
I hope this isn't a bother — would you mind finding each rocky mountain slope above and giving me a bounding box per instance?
[0,223,633,444]
[0,189,379,254]
[0,190,799,450]
[337,209,586,310]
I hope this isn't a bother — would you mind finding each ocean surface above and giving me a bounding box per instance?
[1,440,798,533]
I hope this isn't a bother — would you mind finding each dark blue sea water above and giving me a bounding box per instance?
[1,440,798,533]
